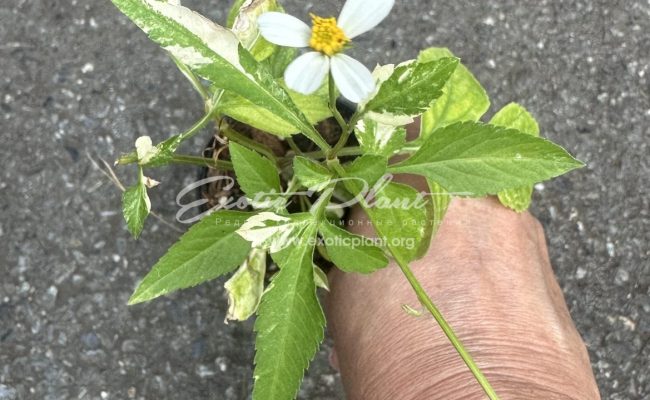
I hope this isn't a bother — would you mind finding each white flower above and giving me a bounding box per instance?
[257,0,395,103]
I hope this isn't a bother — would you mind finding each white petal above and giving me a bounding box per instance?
[284,52,330,95]
[338,0,394,39]
[257,12,311,47]
[331,54,375,103]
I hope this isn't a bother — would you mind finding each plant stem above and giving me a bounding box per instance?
[116,152,233,171]
[393,257,500,400]
[326,146,363,158]
[116,152,138,165]
[221,124,278,164]
[286,137,303,156]
[180,108,219,141]
[276,177,302,212]
[170,54,210,104]
[298,146,363,161]
[329,112,361,160]
[171,154,233,171]
[326,73,364,160]
[329,73,347,132]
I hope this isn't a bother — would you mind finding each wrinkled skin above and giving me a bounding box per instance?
[326,194,601,400]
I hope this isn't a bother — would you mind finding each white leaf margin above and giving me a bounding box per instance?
[139,0,243,70]
[236,212,310,253]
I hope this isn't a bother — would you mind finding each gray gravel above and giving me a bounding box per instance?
[1,0,648,399]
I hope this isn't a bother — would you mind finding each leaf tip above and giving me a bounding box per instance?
[127,285,149,306]
[126,227,142,240]
[127,293,143,306]
[564,155,587,172]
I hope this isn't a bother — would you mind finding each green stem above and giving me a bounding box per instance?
[210,89,225,114]
[286,137,303,156]
[298,146,363,161]
[180,108,219,141]
[171,155,233,171]
[284,177,300,196]
[329,73,347,132]
[329,112,361,159]
[170,54,210,105]
[400,141,422,154]
[298,195,309,212]
[116,152,138,166]
[276,177,301,212]
[221,124,278,164]
[116,152,233,170]
[311,184,334,221]
[393,257,500,400]
[326,73,364,160]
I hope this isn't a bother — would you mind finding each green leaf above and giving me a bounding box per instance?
[293,157,332,191]
[128,211,253,305]
[363,57,459,116]
[265,46,297,78]
[122,170,151,239]
[137,134,182,167]
[229,142,281,203]
[498,186,534,212]
[363,182,433,263]
[491,103,541,212]
[320,221,388,274]
[218,82,332,138]
[253,224,325,400]
[226,0,248,28]
[342,155,388,196]
[231,0,280,61]
[110,0,329,150]
[418,48,490,138]
[313,265,330,291]
[355,117,407,157]
[390,121,584,197]
[236,47,330,149]
[490,103,540,136]
[224,248,267,322]
[427,180,451,235]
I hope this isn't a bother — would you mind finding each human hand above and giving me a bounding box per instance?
[326,196,600,400]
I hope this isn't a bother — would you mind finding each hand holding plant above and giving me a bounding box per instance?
[110,0,585,398]
[328,197,600,399]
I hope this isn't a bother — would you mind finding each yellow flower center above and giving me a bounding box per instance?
[309,14,349,56]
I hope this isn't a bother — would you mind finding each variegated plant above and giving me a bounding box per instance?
[112,1,583,399]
